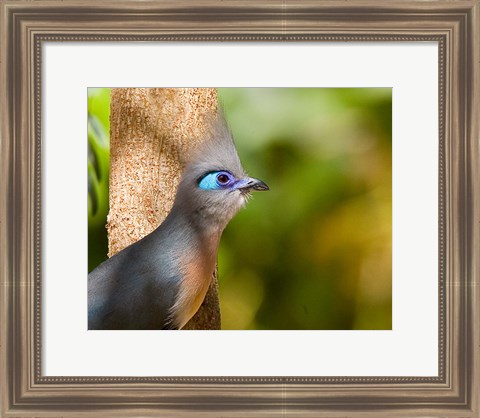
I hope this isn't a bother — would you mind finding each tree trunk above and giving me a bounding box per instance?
[108,88,221,330]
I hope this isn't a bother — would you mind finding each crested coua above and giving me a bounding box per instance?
[88,114,269,330]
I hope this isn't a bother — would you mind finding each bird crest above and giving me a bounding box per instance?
[184,111,246,182]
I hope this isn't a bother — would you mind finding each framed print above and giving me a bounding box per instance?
[1,1,479,416]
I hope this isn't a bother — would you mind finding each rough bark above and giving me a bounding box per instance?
[108,88,220,330]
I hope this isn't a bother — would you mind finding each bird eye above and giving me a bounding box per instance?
[216,173,230,185]
[198,171,233,190]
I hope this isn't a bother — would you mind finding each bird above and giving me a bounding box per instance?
[88,113,269,330]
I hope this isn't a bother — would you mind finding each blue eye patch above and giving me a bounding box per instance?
[198,171,234,190]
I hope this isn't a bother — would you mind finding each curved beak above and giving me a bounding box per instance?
[236,177,269,192]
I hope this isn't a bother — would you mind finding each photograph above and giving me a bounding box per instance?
[88,87,392,330]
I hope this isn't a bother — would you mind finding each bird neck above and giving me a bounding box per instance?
[167,201,224,258]
[189,211,224,257]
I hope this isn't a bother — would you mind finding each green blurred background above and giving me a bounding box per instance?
[88,88,392,330]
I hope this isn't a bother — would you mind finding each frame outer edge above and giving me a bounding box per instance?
[1,3,14,418]
[0,2,7,417]
[468,2,480,416]
[0,0,479,417]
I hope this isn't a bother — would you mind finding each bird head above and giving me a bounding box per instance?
[174,112,269,232]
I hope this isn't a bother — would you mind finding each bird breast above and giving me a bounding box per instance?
[168,232,220,329]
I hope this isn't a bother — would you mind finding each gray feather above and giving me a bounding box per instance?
[88,212,200,330]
